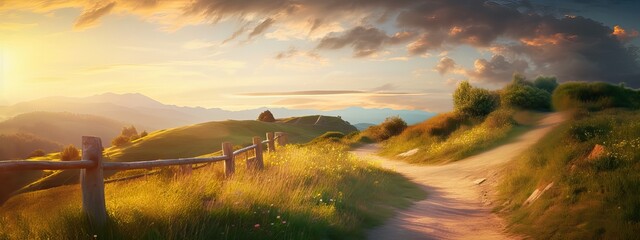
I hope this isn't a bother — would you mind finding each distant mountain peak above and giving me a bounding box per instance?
[85,92,165,108]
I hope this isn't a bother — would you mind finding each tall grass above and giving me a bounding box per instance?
[497,109,640,239]
[381,109,534,163]
[0,143,424,239]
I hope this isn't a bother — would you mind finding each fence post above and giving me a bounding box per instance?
[275,132,288,146]
[222,142,234,177]
[266,132,275,152]
[251,137,264,170]
[80,136,107,227]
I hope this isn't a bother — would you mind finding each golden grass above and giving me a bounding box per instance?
[0,143,424,239]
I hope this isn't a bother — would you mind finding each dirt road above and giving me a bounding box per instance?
[351,113,566,240]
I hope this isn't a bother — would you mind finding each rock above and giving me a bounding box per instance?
[397,148,419,157]
[587,144,606,160]
[473,178,487,185]
[523,182,554,206]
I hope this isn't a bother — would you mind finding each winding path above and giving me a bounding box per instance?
[351,113,566,240]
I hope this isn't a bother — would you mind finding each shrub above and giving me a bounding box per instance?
[111,135,130,147]
[257,110,276,122]
[140,131,148,138]
[453,81,499,117]
[27,149,46,158]
[533,76,559,93]
[365,116,408,141]
[121,126,139,138]
[60,145,80,161]
[501,78,551,110]
[483,108,516,129]
[552,82,640,111]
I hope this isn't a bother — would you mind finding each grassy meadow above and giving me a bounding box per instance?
[4,116,357,202]
[0,143,424,239]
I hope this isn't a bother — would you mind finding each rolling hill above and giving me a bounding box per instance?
[1,115,357,204]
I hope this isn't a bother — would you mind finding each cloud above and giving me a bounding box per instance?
[248,18,275,40]
[435,55,528,84]
[466,55,529,83]
[612,25,639,42]
[2,0,639,85]
[435,57,457,75]
[316,26,415,57]
[74,2,116,30]
[238,90,422,97]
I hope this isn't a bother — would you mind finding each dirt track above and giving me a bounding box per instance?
[351,113,566,240]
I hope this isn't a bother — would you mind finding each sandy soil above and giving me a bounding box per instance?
[351,113,566,240]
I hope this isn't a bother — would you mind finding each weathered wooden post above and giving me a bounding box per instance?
[274,132,284,147]
[266,132,275,152]
[222,142,234,177]
[251,137,264,170]
[80,136,107,227]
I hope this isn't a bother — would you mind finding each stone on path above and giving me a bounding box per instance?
[397,148,419,157]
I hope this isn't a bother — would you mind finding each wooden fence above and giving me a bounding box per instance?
[0,131,289,227]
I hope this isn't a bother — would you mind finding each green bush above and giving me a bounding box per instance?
[501,78,551,110]
[365,116,408,141]
[453,81,500,117]
[552,82,640,111]
[60,145,80,161]
[533,76,559,93]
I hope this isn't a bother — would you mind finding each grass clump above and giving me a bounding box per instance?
[498,108,640,239]
[0,143,424,239]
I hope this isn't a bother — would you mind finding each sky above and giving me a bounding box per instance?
[0,0,638,112]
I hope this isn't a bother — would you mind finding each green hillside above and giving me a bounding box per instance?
[2,116,358,203]
[498,83,640,239]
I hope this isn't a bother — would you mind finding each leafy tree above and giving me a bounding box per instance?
[453,81,500,117]
[258,110,276,122]
[121,126,139,138]
[534,76,559,93]
[60,145,80,161]
[501,76,551,110]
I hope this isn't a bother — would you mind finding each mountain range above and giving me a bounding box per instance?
[0,93,435,131]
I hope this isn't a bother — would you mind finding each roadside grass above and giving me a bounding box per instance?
[497,108,640,239]
[0,143,425,239]
[380,109,541,164]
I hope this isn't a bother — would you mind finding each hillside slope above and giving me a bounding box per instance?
[3,116,358,203]
[0,112,127,147]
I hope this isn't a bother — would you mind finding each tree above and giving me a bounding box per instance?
[258,110,276,122]
[533,76,559,93]
[60,145,80,161]
[502,77,551,110]
[453,81,500,117]
[140,130,148,138]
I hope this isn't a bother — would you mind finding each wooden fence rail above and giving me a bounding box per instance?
[0,131,288,227]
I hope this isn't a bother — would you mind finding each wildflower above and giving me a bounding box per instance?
[254,224,260,228]
[271,223,274,225]
[282,221,287,224]
[277,215,281,219]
